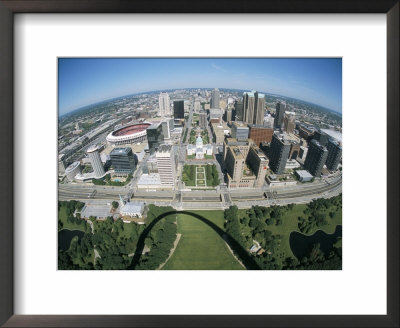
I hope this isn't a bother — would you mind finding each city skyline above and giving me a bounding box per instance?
[58,76,342,271]
[58,58,342,116]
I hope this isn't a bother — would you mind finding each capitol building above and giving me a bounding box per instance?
[187,135,213,159]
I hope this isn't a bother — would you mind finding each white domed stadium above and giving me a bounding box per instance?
[106,123,152,146]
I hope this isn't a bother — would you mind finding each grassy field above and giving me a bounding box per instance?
[162,211,244,270]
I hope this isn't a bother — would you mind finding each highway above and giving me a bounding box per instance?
[59,172,342,211]
[59,184,130,200]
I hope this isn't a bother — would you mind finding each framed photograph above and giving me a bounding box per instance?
[0,0,398,327]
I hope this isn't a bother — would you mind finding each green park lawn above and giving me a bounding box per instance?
[58,206,87,232]
[162,211,244,270]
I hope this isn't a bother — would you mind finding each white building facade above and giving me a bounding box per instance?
[187,136,213,159]
[158,92,171,117]
[87,145,106,178]
[155,144,176,187]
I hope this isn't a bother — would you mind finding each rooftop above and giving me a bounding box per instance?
[233,121,249,128]
[225,137,251,145]
[87,144,100,153]
[252,146,268,160]
[157,144,173,153]
[65,161,80,172]
[230,146,244,159]
[146,123,161,130]
[310,139,328,150]
[121,202,145,214]
[321,128,343,142]
[296,170,314,179]
[273,133,292,145]
[138,173,162,185]
[110,147,131,155]
[243,90,265,98]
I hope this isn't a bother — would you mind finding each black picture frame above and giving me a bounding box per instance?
[0,1,398,327]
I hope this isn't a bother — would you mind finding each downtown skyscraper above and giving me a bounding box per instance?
[243,91,265,125]
[211,88,220,109]
[158,92,171,116]
[268,133,291,174]
[326,139,342,171]
[282,111,296,134]
[274,102,286,129]
[173,100,184,119]
[304,139,329,177]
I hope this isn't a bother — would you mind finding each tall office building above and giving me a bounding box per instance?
[304,139,329,177]
[282,111,296,133]
[194,100,201,113]
[274,102,286,129]
[231,122,249,141]
[243,91,265,125]
[268,133,291,174]
[326,139,342,171]
[211,88,220,108]
[199,110,207,128]
[225,109,232,123]
[173,100,184,119]
[155,144,176,187]
[225,146,245,183]
[248,124,274,146]
[246,145,269,188]
[161,120,171,140]
[223,137,253,161]
[219,99,227,111]
[234,100,244,121]
[209,108,223,123]
[110,147,136,175]
[146,123,164,154]
[158,92,170,116]
[87,145,105,178]
[314,129,329,146]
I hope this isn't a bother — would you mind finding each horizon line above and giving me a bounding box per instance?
[59,87,342,118]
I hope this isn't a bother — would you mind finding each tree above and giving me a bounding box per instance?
[112,201,119,209]
[266,218,275,226]
[241,217,249,226]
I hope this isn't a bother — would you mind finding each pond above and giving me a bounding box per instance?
[289,225,342,260]
[58,229,85,251]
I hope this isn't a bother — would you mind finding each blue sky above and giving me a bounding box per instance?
[58,58,342,115]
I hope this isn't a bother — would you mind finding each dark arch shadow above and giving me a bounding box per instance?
[129,210,261,270]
